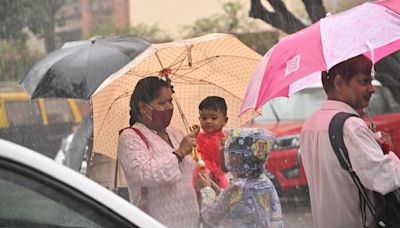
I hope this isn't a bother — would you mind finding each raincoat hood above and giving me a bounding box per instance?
[224,128,274,178]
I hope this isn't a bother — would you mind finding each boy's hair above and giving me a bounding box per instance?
[322,54,372,94]
[198,96,227,116]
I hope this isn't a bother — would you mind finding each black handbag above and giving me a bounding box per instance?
[329,112,400,228]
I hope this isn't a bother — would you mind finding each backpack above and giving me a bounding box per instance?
[329,112,400,228]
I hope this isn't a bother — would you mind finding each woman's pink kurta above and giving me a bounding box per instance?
[118,123,200,227]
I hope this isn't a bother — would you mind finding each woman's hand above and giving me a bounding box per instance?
[176,125,200,157]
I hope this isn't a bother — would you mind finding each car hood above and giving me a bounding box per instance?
[0,139,165,228]
[244,120,305,137]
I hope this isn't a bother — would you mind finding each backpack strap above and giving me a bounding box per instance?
[329,112,376,226]
[329,112,358,170]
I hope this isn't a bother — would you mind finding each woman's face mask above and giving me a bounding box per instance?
[145,103,173,129]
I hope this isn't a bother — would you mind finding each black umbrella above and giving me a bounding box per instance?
[20,36,150,99]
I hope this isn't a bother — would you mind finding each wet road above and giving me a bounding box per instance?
[281,196,312,227]
[282,204,312,227]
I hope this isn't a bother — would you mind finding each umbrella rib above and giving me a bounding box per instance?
[155,51,165,69]
[170,56,186,81]
[170,56,219,83]
[96,91,131,138]
[155,47,190,74]
[172,55,258,82]
[167,49,192,81]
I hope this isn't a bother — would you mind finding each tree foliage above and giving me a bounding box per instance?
[0,0,66,81]
[0,0,32,40]
[0,40,41,81]
[182,1,258,38]
[181,1,279,54]
[88,19,172,43]
[0,0,66,52]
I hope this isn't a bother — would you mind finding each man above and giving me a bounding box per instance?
[300,55,400,228]
[64,111,93,172]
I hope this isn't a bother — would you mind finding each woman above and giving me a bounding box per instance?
[118,76,201,227]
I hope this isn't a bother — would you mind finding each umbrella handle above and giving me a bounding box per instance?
[193,148,206,170]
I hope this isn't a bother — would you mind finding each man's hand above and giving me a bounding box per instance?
[380,131,392,145]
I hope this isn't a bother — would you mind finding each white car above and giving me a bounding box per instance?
[0,139,165,228]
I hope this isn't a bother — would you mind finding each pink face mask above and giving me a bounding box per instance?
[145,104,173,129]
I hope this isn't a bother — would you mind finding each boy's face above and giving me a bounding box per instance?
[199,109,227,134]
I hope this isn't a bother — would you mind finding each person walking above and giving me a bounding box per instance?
[300,54,400,228]
[118,76,201,227]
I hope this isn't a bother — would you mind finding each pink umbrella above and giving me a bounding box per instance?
[240,0,400,115]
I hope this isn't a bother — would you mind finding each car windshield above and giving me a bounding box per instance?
[254,87,326,122]
[254,85,398,123]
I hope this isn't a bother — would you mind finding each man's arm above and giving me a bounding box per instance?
[345,119,400,194]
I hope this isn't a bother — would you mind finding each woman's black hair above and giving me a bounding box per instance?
[129,76,171,126]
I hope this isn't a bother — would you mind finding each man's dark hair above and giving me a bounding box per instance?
[322,54,372,94]
[198,96,227,116]
[129,76,172,126]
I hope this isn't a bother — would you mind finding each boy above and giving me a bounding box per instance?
[195,128,283,228]
[196,96,229,189]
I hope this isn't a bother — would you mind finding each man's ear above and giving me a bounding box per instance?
[333,74,345,92]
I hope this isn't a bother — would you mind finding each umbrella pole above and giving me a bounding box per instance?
[172,93,202,163]
[172,93,190,133]
[164,74,206,168]
[166,76,205,170]
[164,74,191,133]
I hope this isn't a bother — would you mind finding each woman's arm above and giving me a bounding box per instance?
[118,130,182,187]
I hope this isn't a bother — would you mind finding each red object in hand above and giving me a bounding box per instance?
[377,138,392,154]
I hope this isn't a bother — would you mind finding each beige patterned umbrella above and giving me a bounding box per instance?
[92,33,261,158]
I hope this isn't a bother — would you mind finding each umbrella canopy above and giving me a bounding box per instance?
[20,36,150,99]
[91,33,261,158]
[240,0,400,115]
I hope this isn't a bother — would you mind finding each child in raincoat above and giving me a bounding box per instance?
[195,128,284,228]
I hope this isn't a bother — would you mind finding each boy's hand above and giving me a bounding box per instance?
[219,137,228,172]
[195,172,212,189]
[190,124,200,135]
